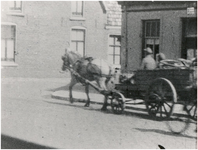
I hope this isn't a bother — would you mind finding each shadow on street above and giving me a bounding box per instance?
[1,134,55,149]
[134,128,196,139]
[45,98,163,122]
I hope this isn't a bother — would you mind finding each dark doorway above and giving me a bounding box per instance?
[181,18,197,59]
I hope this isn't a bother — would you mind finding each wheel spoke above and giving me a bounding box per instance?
[148,107,154,112]
[164,101,172,108]
[148,103,157,111]
[162,103,169,117]
[155,104,160,113]
[160,105,162,117]
[193,107,197,118]
[146,78,176,121]
[188,105,194,112]
[150,103,157,108]
[163,103,168,114]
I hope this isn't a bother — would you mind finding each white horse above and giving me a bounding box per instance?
[61,50,114,110]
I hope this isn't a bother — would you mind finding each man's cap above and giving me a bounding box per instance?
[158,53,166,60]
[144,47,153,54]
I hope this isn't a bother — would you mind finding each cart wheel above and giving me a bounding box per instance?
[111,92,125,114]
[166,104,190,134]
[145,78,177,121]
[185,100,197,121]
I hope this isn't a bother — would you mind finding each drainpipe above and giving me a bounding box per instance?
[124,4,128,72]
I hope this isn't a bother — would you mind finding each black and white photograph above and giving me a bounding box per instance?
[1,1,197,149]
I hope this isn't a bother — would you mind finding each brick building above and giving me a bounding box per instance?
[1,1,121,78]
[118,1,197,73]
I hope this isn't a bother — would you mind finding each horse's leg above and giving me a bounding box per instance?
[101,95,108,111]
[84,84,90,107]
[94,77,107,90]
[69,77,77,103]
[94,77,108,111]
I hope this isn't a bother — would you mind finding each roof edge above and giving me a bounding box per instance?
[99,1,107,13]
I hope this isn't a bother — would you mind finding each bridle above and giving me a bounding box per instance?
[62,54,81,70]
[62,55,71,70]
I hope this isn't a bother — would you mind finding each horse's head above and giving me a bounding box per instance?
[61,54,70,71]
[61,51,82,71]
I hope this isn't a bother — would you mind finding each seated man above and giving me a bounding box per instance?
[121,48,156,84]
[156,53,166,68]
[140,47,156,70]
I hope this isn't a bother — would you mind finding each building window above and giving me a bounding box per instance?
[182,18,197,60]
[1,25,16,62]
[71,29,85,56]
[143,20,160,59]
[71,1,83,17]
[9,1,22,12]
[108,35,121,65]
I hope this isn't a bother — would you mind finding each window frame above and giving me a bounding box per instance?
[108,34,121,66]
[9,1,22,11]
[142,20,160,59]
[1,22,18,67]
[7,1,24,17]
[70,27,86,57]
[70,1,85,20]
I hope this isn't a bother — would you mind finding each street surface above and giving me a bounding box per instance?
[1,77,197,149]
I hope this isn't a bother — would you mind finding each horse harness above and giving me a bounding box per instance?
[63,57,112,85]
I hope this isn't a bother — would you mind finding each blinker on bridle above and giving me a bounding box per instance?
[62,55,73,68]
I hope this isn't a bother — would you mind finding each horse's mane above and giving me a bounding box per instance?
[65,50,83,65]
[68,50,82,58]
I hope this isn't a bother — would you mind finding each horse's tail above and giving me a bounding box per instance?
[104,65,117,91]
[104,66,113,82]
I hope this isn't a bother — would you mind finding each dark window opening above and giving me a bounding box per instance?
[182,18,197,60]
[143,20,160,59]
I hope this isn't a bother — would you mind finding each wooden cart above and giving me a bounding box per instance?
[112,68,197,121]
[66,59,196,122]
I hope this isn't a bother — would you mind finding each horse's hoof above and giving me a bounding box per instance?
[84,103,89,107]
[69,99,74,103]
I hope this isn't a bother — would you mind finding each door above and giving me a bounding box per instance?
[181,18,197,60]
